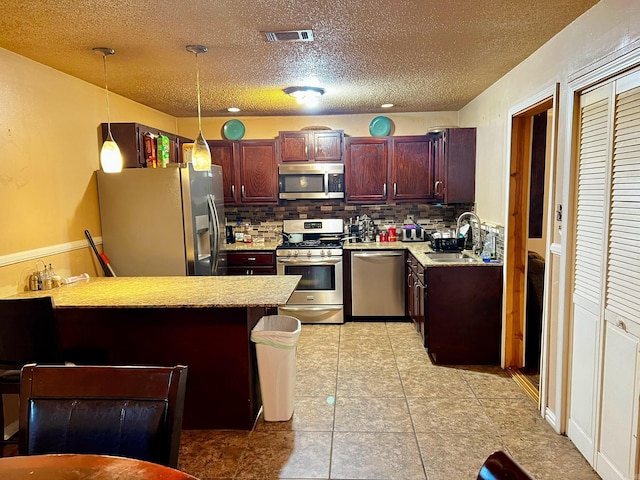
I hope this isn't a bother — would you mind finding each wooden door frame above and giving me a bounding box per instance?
[503,84,559,409]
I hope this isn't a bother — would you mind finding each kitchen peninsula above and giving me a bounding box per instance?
[18,275,301,430]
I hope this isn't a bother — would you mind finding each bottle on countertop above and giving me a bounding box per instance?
[41,264,52,290]
[50,264,61,288]
[482,232,496,262]
[29,272,39,291]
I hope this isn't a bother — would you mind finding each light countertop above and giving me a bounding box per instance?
[222,241,281,252]
[223,239,502,267]
[15,276,301,308]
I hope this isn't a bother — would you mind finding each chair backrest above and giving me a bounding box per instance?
[477,451,534,480]
[19,364,187,468]
[0,297,60,369]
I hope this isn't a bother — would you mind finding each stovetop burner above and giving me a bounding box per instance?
[279,239,342,249]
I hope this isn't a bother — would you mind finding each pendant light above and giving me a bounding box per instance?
[186,45,211,171]
[93,47,123,173]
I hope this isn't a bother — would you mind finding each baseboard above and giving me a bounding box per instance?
[507,367,540,405]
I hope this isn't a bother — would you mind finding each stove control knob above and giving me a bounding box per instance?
[326,250,332,257]
[320,250,326,257]
[293,250,299,257]
[286,251,292,257]
[307,250,312,257]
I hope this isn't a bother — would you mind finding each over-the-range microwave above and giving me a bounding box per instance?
[278,163,345,200]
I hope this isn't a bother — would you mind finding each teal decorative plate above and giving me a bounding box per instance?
[223,119,245,140]
[369,116,392,136]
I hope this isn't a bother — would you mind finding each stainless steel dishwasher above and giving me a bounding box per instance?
[351,250,405,317]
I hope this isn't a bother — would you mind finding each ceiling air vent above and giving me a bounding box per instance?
[264,30,314,42]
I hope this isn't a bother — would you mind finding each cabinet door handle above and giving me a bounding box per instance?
[241,185,245,198]
[231,185,235,198]
[394,183,397,196]
[617,318,627,331]
[434,180,442,194]
[383,184,387,196]
[247,257,256,261]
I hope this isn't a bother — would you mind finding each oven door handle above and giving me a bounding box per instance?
[277,258,342,265]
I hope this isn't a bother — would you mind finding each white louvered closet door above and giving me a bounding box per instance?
[567,82,612,463]
[596,70,640,480]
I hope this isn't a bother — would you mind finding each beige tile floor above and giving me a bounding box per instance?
[178,322,601,480]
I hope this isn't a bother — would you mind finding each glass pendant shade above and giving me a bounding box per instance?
[93,47,123,173]
[100,132,123,173]
[191,131,211,171]
[186,45,210,171]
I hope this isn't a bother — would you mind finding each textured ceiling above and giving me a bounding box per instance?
[0,0,599,117]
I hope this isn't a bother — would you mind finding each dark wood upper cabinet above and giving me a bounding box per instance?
[237,140,278,204]
[344,137,389,203]
[279,130,343,163]
[390,136,434,202]
[431,127,476,204]
[208,140,237,204]
[100,123,191,168]
[345,135,435,203]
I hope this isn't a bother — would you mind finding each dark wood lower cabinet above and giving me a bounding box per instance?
[425,265,503,365]
[226,251,276,275]
[56,306,267,430]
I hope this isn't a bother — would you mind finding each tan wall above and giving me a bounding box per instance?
[459,0,640,423]
[460,0,639,224]
[0,48,177,297]
[177,111,459,140]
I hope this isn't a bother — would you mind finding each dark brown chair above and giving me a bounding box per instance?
[19,364,187,468]
[0,296,60,449]
[477,451,534,480]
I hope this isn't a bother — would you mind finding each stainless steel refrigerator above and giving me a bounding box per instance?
[96,164,226,276]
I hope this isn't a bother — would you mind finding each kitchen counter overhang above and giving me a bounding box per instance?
[19,276,300,308]
[15,275,300,430]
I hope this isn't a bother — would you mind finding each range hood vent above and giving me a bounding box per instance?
[264,30,314,42]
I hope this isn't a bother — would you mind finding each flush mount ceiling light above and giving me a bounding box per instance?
[227,107,240,113]
[186,44,211,171]
[381,103,394,108]
[93,47,123,173]
[283,86,325,107]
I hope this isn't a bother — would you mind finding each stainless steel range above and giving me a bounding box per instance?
[277,219,344,324]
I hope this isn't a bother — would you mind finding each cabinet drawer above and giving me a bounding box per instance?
[227,266,276,275]
[226,251,275,267]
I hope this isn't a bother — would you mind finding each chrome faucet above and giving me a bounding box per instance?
[455,211,483,254]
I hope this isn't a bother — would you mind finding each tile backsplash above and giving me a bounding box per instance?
[225,200,473,229]
[224,200,504,259]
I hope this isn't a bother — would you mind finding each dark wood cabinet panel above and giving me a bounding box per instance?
[279,130,343,163]
[208,140,237,204]
[391,136,434,202]
[226,251,276,275]
[100,123,191,168]
[237,140,278,204]
[431,128,476,204]
[345,137,389,203]
[425,265,502,365]
[279,131,308,162]
[406,253,425,343]
[313,131,343,162]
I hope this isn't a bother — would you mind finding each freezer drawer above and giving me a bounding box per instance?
[351,251,405,317]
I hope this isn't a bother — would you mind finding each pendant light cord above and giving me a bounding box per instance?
[195,52,203,132]
[102,54,113,138]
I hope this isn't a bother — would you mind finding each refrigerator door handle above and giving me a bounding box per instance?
[207,194,220,274]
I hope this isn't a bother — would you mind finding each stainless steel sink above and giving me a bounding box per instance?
[425,252,479,263]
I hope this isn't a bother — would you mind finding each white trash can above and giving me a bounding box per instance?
[250,315,301,421]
